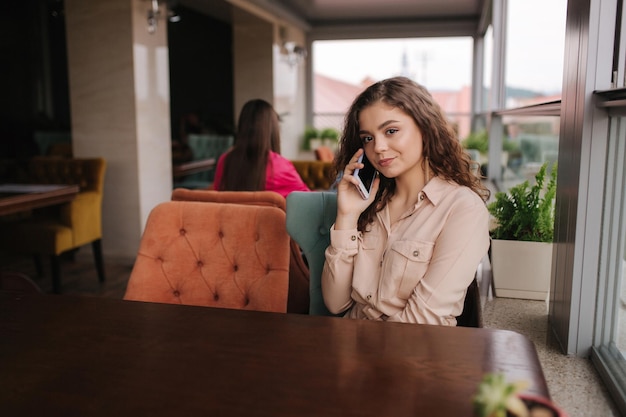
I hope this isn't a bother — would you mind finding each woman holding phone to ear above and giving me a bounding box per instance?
[322,77,491,325]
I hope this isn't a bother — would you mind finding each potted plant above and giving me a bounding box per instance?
[303,126,322,151]
[473,373,568,417]
[320,127,340,150]
[487,161,557,300]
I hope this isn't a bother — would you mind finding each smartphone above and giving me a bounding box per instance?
[353,153,377,199]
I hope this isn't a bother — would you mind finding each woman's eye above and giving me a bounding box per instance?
[386,128,398,135]
[361,136,373,144]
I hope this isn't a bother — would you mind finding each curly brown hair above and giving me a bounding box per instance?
[333,77,490,231]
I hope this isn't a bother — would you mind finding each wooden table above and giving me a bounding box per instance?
[0,183,79,216]
[172,158,216,178]
[0,293,550,416]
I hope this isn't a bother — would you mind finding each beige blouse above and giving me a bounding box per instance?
[322,176,490,326]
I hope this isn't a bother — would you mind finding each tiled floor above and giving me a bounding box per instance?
[482,297,620,417]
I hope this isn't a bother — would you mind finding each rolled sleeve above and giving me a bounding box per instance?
[322,225,360,314]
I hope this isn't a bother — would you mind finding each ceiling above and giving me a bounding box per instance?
[182,0,490,39]
[270,0,486,25]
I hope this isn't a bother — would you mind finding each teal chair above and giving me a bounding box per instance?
[285,190,482,326]
[286,191,338,316]
[174,133,234,189]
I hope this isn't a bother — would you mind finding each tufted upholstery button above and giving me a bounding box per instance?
[180,228,186,235]
[218,231,224,238]
[197,260,203,267]
[244,297,250,306]
[233,264,238,272]
[173,290,180,297]
[214,293,219,301]
[255,233,260,241]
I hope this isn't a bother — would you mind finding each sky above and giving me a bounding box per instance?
[313,0,567,95]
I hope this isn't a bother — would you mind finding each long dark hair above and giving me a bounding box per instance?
[219,99,281,191]
[334,76,490,231]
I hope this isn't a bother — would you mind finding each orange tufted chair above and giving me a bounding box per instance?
[123,200,290,313]
[171,188,310,314]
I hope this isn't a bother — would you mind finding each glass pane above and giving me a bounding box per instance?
[499,115,559,190]
[312,37,473,139]
[483,25,493,111]
[505,0,566,108]
[618,240,626,353]
[593,114,626,414]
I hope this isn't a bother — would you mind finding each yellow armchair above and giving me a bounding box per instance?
[0,157,106,293]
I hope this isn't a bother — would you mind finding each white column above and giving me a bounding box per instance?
[64,0,172,259]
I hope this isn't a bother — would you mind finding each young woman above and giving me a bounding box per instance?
[213,99,310,198]
[322,77,490,325]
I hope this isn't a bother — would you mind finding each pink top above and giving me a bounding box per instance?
[213,151,310,198]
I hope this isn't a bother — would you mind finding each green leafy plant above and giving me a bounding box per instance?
[303,126,320,150]
[473,373,529,417]
[320,127,339,142]
[463,130,489,154]
[487,162,557,242]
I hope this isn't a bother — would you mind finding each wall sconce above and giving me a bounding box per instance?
[147,0,181,34]
[281,42,308,67]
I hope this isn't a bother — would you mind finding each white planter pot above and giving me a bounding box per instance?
[322,139,338,151]
[308,138,322,150]
[491,239,553,300]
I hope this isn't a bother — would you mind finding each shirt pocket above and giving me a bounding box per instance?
[380,240,434,301]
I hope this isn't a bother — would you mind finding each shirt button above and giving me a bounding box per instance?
[419,194,424,201]
[351,235,356,241]
[366,294,372,300]
[413,250,420,257]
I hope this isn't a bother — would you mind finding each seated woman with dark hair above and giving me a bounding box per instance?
[213,99,310,198]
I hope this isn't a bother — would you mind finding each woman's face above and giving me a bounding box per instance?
[358,101,424,181]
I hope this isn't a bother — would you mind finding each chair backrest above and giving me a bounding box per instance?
[172,188,285,210]
[286,191,338,316]
[456,277,482,327]
[28,157,106,194]
[124,200,290,313]
[314,145,335,162]
[286,190,483,325]
[291,160,335,190]
[186,133,234,181]
[171,188,310,314]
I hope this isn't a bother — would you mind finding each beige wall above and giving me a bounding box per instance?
[65,0,172,259]
[233,8,274,121]
[232,6,308,160]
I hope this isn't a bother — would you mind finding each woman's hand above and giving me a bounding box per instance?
[334,149,380,230]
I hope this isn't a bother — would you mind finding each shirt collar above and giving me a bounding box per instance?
[421,176,456,207]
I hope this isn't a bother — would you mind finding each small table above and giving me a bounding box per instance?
[0,183,79,216]
[0,293,550,416]
[172,158,216,178]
